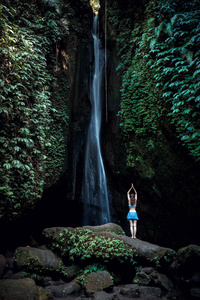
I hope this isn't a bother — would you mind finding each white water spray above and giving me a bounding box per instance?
[82,15,111,225]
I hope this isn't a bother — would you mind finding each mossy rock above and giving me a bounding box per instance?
[0,278,52,300]
[43,226,137,268]
[14,247,62,275]
[43,224,176,271]
[82,271,113,293]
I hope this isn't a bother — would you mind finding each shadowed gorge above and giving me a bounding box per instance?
[0,0,200,298]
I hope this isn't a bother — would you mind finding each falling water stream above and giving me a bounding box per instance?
[82,15,111,225]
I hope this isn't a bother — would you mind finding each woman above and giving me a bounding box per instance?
[127,183,139,239]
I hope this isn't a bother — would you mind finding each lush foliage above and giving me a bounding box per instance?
[43,228,137,265]
[108,0,200,171]
[0,0,90,220]
[150,0,200,159]
[0,0,55,218]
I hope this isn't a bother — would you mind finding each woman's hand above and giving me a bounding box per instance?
[132,183,137,194]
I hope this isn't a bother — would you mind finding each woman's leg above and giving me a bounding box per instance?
[129,220,134,238]
[133,220,137,238]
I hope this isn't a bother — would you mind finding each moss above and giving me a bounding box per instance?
[43,227,137,267]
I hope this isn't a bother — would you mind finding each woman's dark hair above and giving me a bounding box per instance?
[130,194,135,206]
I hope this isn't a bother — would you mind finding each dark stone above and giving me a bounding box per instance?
[120,284,139,297]
[45,281,81,297]
[141,267,155,275]
[0,255,6,277]
[63,264,80,279]
[133,271,154,286]
[190,288,200,298]
[139,286,162,298]
[93,291,118,300]
[7,271,27,279]
[44,280,65,287]
[192,272,200,284]
[177,245,200,277]
[151,271,174,291]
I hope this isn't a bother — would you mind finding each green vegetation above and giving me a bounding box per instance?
[0,0,90,220]
[108,0,200,172]
[43,228,137,265]
[75,263,107,285]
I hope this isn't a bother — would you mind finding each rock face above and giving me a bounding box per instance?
[0,278,52,300]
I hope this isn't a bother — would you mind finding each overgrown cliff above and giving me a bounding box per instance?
[100,0,200,248]
[0,0,92,222]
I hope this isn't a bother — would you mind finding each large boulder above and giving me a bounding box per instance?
[42,226,137,269]
[14,247,61,275]
[42,224,176,270]
[177,244,200,277]
[0,278,52,299]
[151,272,174,291]
[83,271,113,293]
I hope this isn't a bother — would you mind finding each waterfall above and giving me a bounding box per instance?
[82,15,111,225]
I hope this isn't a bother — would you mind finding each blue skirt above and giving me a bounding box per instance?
[127,211,139,220]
